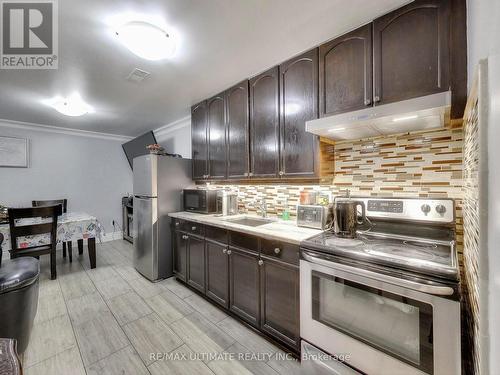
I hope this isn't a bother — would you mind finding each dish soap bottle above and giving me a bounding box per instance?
[281,198,290,221]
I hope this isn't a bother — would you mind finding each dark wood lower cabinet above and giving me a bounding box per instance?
[172,221,300,352]
[187,235,205,293]
[205,240,229,308]
[260,256,300,349]
[228,246,260,327]
[173,231,188,282]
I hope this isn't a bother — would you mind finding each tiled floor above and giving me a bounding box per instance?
[23,240,302,375]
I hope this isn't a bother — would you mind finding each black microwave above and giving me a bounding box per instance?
[183,189,218,214]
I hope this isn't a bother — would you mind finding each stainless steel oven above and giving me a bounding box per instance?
[300,250,461,375]
[182,189,218,214]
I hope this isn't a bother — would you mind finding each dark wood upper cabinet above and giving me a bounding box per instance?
[229,246,260,327]
[373,0,451,105]
[260,257,300,349]
[191,101,208,180]
[280,48,319,177]
[207,94,227,179]
[187,235,205,293]
[249,66,280,178]
[319,24,373,116]
[226,80,250,179]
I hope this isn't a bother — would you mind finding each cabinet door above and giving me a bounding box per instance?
[280,48,319,178]
[191,101,208,179]
[207,94,227,179]
[173,231,188,282]
[229,247,260,326]
[373,0,450,105]
[187,235,205,293]
[226,80,250,179]
[205,240,229,308]
[319,24,373,116]
[260,257,300,349]
[249,66,280,178]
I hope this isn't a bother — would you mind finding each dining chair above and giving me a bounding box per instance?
[8,205,62,280]
[32,199,74,262]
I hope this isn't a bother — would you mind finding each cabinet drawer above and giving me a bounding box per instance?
[172,218,185,231]
[229,232,259,254]
[205,226,228,244]
[185,221,205,237]
[260,239,299,265]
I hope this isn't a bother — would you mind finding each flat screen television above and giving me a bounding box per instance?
[122,131,157,169]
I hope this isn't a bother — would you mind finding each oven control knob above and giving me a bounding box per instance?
[421,204,431,215]
[435,204,447,214]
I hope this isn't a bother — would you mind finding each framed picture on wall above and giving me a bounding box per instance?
[0,136,29,168]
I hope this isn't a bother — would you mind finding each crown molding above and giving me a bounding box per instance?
[154,115,191,139]
[0,119,133,142]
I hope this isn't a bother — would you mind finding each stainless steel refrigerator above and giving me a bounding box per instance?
[133,154,191,281]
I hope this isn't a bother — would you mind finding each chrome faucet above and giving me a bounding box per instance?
[254,198,269,218]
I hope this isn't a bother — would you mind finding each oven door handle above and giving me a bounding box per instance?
[302,251,454,296]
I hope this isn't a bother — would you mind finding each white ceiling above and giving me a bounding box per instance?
[0,0,410,137]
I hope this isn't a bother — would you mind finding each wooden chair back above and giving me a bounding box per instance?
[8,205,62,253]
[32,199,67,213]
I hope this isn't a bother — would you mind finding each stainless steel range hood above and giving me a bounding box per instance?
[306,91,451,141]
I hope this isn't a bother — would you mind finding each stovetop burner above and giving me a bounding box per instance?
[302,227,458,280]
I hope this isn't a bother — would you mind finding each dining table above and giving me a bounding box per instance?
[0,212,104,269]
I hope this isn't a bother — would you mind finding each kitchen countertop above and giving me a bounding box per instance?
[168,212,322,244]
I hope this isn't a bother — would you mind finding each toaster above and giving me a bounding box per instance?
[297,204,331,230]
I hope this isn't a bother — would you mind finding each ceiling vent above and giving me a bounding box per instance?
[126,68,151,83]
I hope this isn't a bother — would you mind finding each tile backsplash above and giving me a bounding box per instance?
[211,124,463,215]
[211,123,464,261]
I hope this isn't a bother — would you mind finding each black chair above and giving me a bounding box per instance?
[0,256,40,354]
[8,205,62,280]
[32,199,74,262]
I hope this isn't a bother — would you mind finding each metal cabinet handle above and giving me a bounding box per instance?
[274,248,281,254]
[364,99,371,106]
[258,260,264,266]
[223,248,227,254]
[191,226,197,231]
[182,235,189,240]
[248,172,254,177]
[374,95,380,103]
[227,249,232,255]
[244,172,248,177]
[279,171,284,176]
[175,222,180,226]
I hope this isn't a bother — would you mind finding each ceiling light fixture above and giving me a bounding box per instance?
[328,127,346,132]
[392,114,418,122]
[44,93,94,117]
[115,21,175,60]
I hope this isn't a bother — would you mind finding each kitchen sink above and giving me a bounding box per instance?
[225,217,274,227]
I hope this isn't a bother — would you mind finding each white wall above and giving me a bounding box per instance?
[467,0,500,84]
[154,116,191,158]
[0,121,133,236]
[467,0,500,373]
